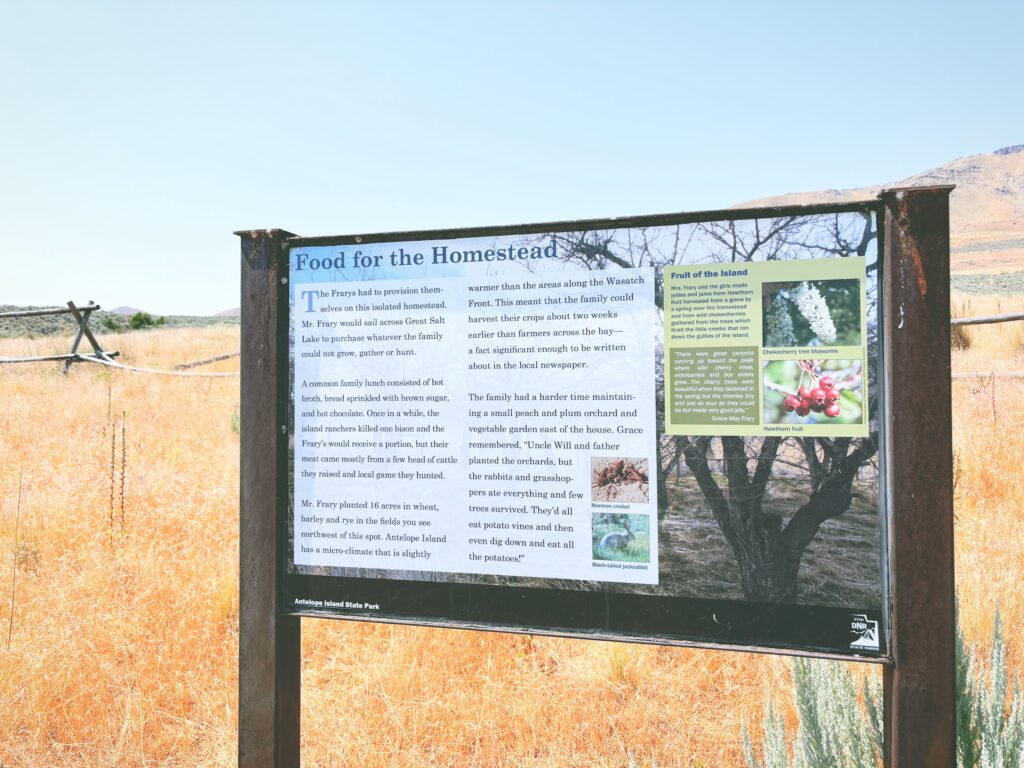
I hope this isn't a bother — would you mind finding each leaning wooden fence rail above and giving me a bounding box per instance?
[950,311,1024,326]
[0,301,118,372]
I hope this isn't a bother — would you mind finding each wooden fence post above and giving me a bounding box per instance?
[64,301,94,373]
[881,185,956,767]
[64,300,114,371]
[238,228,301,768]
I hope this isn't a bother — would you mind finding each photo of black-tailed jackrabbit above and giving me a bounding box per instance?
[599,518,634,550]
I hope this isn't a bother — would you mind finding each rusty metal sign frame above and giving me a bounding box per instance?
[279,200,890,659]
[237,184,955,767]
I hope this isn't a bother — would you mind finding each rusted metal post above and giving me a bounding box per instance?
[238,228,300,768]
[881,185,956,767]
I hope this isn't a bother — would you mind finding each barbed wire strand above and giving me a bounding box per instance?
[76,356,239,378]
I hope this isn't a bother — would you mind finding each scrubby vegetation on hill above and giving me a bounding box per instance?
[0,304,239,339]
[952,270,1024,295]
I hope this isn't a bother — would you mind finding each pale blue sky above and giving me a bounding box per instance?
[2,1,1020,314]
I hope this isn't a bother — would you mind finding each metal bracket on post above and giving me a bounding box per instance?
[237,228,300,768]
[881,185,956,767]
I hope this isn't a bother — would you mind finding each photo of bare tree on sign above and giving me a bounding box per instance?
[512,211,881,607]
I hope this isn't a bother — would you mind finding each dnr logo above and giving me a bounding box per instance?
[850,614,880,651]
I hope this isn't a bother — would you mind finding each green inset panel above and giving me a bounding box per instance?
[669,346,759,425]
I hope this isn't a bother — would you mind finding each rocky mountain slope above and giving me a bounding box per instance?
[738,145,1024,277]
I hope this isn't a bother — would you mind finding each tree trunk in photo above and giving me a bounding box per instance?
[681,434,877,603]
[657,436,685,522]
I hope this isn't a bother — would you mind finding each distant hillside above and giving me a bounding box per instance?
[216,307,240,317]
[0,305,240,339]
[110,305,145,315]
[736,144,1024,283]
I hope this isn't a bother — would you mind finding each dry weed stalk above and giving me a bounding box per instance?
[109,426,116,545]
[107,406,129,542]
[952,297,975,350]
[7,471,22,651]
[120,411,127,536]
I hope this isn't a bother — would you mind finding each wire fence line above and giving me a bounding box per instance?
[75,356,239,378]
[953,372,1024,380]
[173,352,240,370]
[0,352,238,377]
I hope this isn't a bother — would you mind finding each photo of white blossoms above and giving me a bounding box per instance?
[761,278,861,347]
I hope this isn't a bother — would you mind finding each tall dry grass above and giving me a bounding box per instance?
[0,327,240,767]
[950,291,1024,664]
[0,302,1021,767]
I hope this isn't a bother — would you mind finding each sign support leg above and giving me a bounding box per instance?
[881,186,956,767]
[238,228,300,768]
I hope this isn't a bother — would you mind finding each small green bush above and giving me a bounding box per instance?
[130,312,155,330]
[129,312,165,330]
[101,314,125,332]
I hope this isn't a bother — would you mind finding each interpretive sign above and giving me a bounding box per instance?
[240,187,957,767]
[279,204,888,658]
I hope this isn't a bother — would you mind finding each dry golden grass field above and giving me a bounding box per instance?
[1,297,1022,767]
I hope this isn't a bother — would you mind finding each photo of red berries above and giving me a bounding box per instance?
[762,359,863,425]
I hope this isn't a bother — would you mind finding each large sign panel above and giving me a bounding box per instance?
[281,206,887,658]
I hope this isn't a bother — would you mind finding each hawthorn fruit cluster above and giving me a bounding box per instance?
[783,375,842,419]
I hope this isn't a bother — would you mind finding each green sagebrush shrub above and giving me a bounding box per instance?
[129,311,166,330]
[743,608,1024,768]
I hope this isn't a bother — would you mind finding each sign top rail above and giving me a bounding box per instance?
[282,196,886,248]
